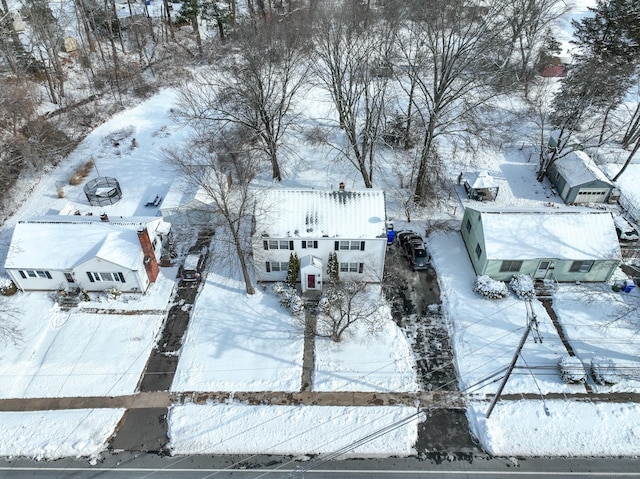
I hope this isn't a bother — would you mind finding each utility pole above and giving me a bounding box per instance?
[486,300,541,418]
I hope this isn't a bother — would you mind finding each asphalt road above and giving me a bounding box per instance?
[2,453,640,479]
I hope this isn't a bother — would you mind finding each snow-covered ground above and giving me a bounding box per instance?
[1,0,640,461]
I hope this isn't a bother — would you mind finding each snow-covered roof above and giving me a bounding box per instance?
[160,179,215,212]
[4,216,166,271]
[256,188,386,239]
[467,171,498,189]
[554,150,612,187]
[469,207,621,261]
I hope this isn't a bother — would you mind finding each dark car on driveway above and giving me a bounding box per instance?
[396,231,430,271]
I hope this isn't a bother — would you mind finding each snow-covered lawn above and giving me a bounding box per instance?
[171,273,305,393]
[313,292,419,393]
[466,400,640,457]
[0,273,174,399]
[0,409,125,460]
[554,284,640,393]
[168,403,420,457]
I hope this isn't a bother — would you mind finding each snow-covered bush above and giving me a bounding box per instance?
[591,356,619,385]
[558,356,587,384]
[273,282,304,318]
[473,275,509,300]
[509,274,535,300]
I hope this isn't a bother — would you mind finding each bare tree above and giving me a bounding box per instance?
[312,4,396,188]
[166,126,257,295]
[492,0,569,89]
[176,22,309,181]
[396,1,499,204]
[23,0,67,104]
[313,280,384,343]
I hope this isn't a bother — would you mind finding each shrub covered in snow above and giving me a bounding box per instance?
[591,356,619,385]
[473,275,509,300]
[509,274,535,300]
[558,356,587,384]
[273,282,304,318]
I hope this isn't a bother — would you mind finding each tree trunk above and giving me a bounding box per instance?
[232,229,255,295]
[612,141,640,182]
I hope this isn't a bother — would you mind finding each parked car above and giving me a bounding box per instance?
[180,253,203,282]
[613,215,639,242]
[396,231,430,271]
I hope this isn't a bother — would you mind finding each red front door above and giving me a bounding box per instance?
[307,274,316,289]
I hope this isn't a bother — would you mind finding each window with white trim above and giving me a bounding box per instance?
[499,260,522,273]
[301,240,318,249]
[86,272,126,283]
[263,240,292,250]
[475,243,482,259]
[339,262,364,273]
[19,270,52,279]
[335,240,365,251]
[265,261,289,272]
[569,260,594,273]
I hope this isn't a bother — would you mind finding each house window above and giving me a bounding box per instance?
[264,240,293,250]
[475,244,482,259]
[499,260,523,273]
[465,219,472,233]
[19,270,52,279]
[335,241,365,251]
[86,272,126,282]
[301,240,318,249]
[339,262,364,273]
[569,260,594,273]
[265,261,289,272]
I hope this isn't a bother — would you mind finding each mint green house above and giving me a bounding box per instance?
[460,207,621,282]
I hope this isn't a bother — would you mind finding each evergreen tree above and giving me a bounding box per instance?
[286,252,299,288]
[542,0,640,180]
[326,252,340,284]
[572,0,640,64]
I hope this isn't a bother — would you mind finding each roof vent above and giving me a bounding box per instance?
[100,213,109,222]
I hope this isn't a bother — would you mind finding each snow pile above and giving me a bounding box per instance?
[509,274,536,300]
[273,282,305,319]
[590,356,620,385]
[473,275,509,299]
[558,356,587,384]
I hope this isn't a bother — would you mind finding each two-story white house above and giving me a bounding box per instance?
[252,186,388,294]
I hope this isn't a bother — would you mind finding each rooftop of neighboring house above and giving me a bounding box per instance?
[255,187,386,239]
[465,206,621,261]
[553,150,613,187]
[4,215,169,271]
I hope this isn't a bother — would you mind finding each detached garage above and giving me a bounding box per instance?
[547,151,613,204]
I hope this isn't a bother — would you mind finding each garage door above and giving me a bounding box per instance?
[575,189,608,203]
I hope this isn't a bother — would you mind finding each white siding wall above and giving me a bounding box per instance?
[7,269,67,292]
[253,237,386,283]
[77,257,147,292]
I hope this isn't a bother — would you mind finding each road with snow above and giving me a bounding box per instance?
[2,452,640,478]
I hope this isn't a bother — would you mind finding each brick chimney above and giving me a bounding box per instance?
[137,227,159,283]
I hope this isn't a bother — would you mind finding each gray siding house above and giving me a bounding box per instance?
[547,151,614,204]
[460,206,621,282]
